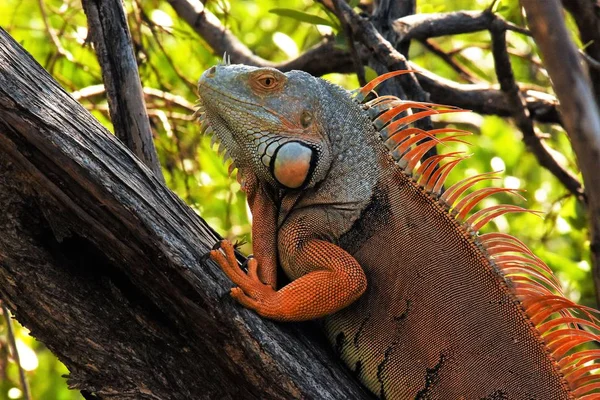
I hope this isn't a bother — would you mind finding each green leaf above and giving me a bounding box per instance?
[269,8,335,27]
[365,66,378,82]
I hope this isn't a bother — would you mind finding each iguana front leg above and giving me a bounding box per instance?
[211,234,367,322]
[242,173,278,288]
[212,173,367,321]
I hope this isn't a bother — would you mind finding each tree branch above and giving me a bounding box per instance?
[2,305,31,400]
[165,0,354,76]
[0,27,369,399]
[521,0,600,306]
[166,0,560,126]
[81,0,164,182]
[420,39,478,83]
[322,0,429,102]
[562,0,600,104]
[489,18,585,203]
[71,84,197,114]
[412,66,561,125]
[392,9,529,46]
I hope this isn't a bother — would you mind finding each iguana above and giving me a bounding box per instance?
[195,62,600,399]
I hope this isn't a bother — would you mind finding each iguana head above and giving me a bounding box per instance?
[197,64,333,190]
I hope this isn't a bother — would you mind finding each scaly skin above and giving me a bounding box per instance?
[196,64,600,399]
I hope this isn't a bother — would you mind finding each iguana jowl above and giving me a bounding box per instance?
[196,62,600,399]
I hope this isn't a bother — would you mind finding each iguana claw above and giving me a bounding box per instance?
[210,239,277,315]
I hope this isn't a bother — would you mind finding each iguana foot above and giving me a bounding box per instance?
[210,239,278,315]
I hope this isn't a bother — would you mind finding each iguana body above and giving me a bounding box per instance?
[196,63,600,399]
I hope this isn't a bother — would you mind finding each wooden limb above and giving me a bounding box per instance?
[320,0,429,103]
[489,18,585,203]
[521,0,600,307]
[562,0,600,104]
[412,65,561,125]
[165,0,354,76]
[318,0,559,125]
[0,28,369,399]
[371,0,415,56]
[165,0,270,67]
[372,0,415,22]
[166,0,560,125]
[81,0,164,182]
[391,9,529,46]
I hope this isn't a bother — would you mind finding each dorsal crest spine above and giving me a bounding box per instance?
[357,69,600,399]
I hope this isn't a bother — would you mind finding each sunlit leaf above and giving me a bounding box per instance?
[269,8,335,27]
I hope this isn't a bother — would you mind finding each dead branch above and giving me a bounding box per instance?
[166,0,560,126]
[420,39,478,83]
[81,0,163,181]
[392,9,529,46]
[0,27,369,400]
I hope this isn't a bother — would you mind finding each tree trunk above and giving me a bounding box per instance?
[0,27,370,400]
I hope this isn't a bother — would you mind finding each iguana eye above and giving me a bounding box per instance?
[257,75,277,89]
[249,69,286,93]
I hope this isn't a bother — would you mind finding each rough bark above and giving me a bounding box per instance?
[562,0,600,106]
[80,0,163,182]
[0,27,370,400]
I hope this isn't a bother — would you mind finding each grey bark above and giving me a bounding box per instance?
[0,27,370,400]
[81,0,164,182]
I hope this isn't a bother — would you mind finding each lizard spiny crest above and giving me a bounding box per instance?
[358,70,600,399]
[197,64,600,399]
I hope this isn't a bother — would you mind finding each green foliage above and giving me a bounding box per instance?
[269,8,338,29]
[0,0,593,398]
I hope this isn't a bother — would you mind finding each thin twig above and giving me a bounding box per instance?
[333,0,366,85]
[37,0,73,72]
[2,304,31,400]
[420,39,478,83]
[580,49,600,71]
[137,1,197,91]
[71,84,197,112]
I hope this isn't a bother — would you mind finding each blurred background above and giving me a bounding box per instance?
[0,0,592,398]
